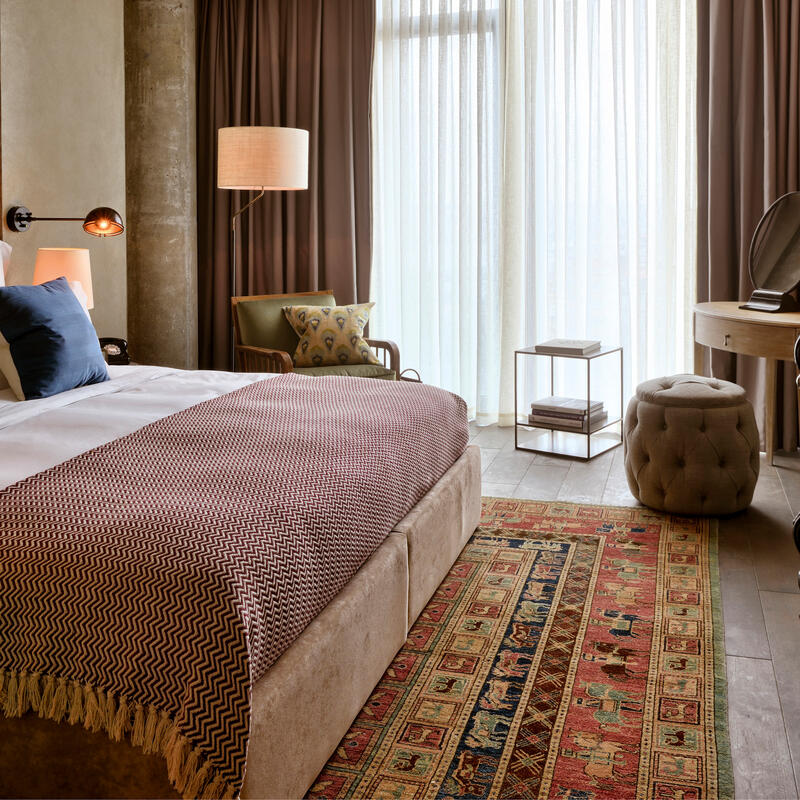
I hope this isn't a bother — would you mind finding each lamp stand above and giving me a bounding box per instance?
[229,189,265,370]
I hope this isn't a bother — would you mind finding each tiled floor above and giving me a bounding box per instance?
[470,423,800,800]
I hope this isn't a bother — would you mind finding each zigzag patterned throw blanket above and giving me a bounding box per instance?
[0,374,468,798]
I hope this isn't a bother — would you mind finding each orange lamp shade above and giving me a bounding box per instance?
[217,127,309,190]
[33,248,94,309]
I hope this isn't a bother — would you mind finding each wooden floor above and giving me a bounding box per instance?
[471,423,800,800]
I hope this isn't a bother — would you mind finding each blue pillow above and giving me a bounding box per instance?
[0,277,109,400]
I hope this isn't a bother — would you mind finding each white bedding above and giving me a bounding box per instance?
[0,365,275,489]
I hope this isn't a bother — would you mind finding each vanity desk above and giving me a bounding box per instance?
[693,301,800,464]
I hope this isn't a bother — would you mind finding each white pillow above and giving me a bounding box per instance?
[0,240,10,286]
[0,331,20,397]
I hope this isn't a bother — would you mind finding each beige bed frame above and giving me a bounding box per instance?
[0,446,482,800]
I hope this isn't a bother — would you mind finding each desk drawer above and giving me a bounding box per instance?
[694,314,799,360]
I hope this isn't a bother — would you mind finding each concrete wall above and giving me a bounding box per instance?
[124,0,198,368]
[0,0,127,338]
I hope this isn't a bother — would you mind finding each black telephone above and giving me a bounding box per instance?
[98,337,130,365]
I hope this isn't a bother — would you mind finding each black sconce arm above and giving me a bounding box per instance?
[6,206,84,232]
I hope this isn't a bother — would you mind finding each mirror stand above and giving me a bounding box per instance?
[743,191,800,314]
[740,289,800,313]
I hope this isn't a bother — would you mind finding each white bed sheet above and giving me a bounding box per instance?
[0,365,275,489]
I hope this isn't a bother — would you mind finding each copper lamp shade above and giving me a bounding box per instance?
[82,207,124,237]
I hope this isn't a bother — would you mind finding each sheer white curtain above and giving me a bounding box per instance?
[371,0,697,423]
[524,0,697,406]
[369,0,511,424]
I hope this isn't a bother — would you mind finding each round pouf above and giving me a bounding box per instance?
[624,374,759,515]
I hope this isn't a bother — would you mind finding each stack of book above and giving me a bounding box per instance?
[534,339,601,356]
[528,396,608,433]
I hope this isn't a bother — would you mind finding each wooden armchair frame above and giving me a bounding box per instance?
[231,291,400,376]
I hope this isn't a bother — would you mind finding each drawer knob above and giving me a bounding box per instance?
[723,333,730,346]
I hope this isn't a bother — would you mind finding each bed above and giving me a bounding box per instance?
[0,365,481,799]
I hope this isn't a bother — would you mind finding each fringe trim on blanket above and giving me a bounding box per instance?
[0,667,237,800]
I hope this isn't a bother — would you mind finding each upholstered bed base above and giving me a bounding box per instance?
[0,445,481,800]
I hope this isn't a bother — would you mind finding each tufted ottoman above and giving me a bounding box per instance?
[624,374,759,515]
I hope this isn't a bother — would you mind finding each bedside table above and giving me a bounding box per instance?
[514,345,623,461]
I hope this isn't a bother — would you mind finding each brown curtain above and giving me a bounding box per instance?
[197,0,375,370]
[697,0,800,451]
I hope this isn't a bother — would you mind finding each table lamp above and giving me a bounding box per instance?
[33,247,94,310]
[217,126,309,368]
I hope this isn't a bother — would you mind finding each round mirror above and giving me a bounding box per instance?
[741,191,800,312]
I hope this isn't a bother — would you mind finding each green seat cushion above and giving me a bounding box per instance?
[236,293,335,354]
[294,364,396,380]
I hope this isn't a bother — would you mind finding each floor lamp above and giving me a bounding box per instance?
[217,126,309,369]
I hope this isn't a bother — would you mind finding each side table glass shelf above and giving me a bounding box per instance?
[514,345,623,461]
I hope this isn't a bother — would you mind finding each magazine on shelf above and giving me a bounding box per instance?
[534,339,601,356]
[528,411,609,433]
[530,396,604,416]
[531,406,606,421]
[529,410,607,426]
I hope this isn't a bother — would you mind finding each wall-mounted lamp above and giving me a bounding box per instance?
[5,206,124,237]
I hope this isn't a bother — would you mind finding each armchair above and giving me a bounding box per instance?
[231,291,401,380]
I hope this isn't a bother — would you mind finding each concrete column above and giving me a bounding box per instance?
[124,0,197,368]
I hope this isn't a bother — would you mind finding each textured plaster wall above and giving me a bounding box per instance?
[125,0,197,368]
[0,0,127,338]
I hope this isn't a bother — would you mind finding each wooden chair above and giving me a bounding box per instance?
[231,290,401,379]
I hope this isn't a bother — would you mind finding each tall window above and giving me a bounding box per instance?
[371,0,697,423]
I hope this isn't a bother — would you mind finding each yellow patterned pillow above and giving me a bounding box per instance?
[282,302,381,367]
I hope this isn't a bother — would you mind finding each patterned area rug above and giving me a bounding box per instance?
[309,498,732,800]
